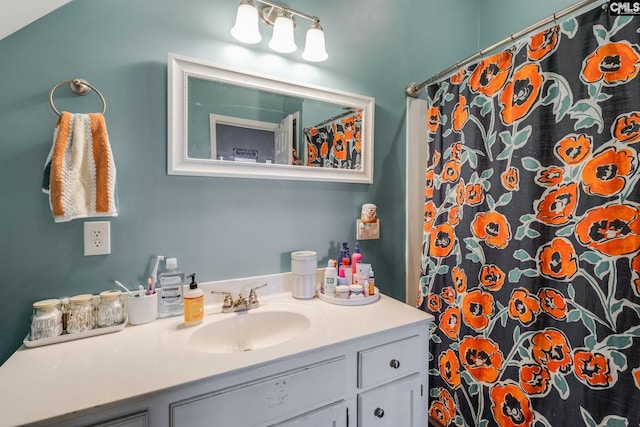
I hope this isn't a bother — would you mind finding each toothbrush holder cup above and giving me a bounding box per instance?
[127,292,158,325]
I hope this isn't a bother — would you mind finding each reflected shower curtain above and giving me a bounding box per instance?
[419,5,640,426]
[304,112,362,168]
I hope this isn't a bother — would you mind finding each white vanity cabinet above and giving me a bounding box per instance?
[1,290,433,427]
[35,325,427,427]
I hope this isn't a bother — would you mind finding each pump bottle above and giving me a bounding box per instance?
[184,273,204,326]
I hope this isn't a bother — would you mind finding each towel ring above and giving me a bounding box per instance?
[48,78,107,117]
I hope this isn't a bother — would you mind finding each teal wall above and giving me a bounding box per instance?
[0,0,579,364]
[479,0,579,46]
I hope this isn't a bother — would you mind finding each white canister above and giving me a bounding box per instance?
[66,294,96,334]
[291,251,317,299]
[97,290,124,327]
[30,299,63,340]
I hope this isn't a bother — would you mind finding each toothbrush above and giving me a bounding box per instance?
[149,255,164,294]
[114,280,133,296]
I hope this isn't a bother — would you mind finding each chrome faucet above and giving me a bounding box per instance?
[212,283,268,313]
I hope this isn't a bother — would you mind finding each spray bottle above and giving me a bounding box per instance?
[351,243,362,282]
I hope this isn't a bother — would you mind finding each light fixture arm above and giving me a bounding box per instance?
[255,0,319,24]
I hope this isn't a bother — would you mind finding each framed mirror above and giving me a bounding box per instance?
[168,53,375,183]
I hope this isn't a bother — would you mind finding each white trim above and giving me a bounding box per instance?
[405,97,429,306]
[168,53,375,183]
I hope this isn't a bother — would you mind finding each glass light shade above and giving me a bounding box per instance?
[230,1,262,44]
[302,22,328,62]
[268,13,297,53]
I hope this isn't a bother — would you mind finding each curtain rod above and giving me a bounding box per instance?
[405,0,607,97]
[303,108,356,131]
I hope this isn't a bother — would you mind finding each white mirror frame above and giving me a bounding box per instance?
[168,53,375,183]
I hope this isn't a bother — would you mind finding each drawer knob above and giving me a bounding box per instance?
[390,359,400,369]
[374,408,385,418]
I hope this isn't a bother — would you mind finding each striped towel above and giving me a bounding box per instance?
[42,112,117,222]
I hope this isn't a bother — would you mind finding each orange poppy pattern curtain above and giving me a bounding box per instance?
[419,6,640,426]
[304,112,362,168]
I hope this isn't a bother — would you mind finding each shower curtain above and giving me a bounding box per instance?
[419,4,640,426]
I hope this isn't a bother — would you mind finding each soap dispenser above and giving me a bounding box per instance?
[184,273,204,327]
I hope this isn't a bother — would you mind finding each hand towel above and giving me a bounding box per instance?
[42,112,118,222]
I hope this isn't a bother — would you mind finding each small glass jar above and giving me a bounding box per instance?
[66,294,96,334]
[97,290,123,327]
[30,299,63,340]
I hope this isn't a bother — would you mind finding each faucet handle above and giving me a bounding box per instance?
[211,290,234,312]
[249,283,267,299]
[250,283,268,294]
[248,283,267,308]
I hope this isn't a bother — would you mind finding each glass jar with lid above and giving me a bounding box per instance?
[30,299,63,340]
[66,294,96,334]
[97,290,124,327]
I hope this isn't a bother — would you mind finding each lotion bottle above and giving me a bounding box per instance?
[323,259,338,297]
[184,273,204,326]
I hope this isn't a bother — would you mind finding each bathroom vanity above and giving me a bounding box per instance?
[0,274,433,427]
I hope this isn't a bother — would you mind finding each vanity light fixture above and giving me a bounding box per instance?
[230,0,262,44]
[230,0,328,62]
[268,8,297,53]
[301,20,328,62]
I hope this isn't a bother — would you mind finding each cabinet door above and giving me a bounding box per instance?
[270,401,346,427]
[171,358,345,427]
[357,374,422,427]
[88,411,148,427]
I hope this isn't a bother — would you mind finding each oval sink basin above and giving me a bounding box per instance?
[188,310,312,353]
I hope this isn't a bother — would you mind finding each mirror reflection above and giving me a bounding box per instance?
[168,54,374,183]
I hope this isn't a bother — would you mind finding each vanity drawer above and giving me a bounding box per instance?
[170,357,346,427]
[357,335,422,389]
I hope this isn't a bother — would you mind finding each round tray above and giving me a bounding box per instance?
[317,287,380,306]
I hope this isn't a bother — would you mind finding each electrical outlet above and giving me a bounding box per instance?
[84,221,111,256]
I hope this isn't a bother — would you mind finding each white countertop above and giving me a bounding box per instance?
[0,272,433,426]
